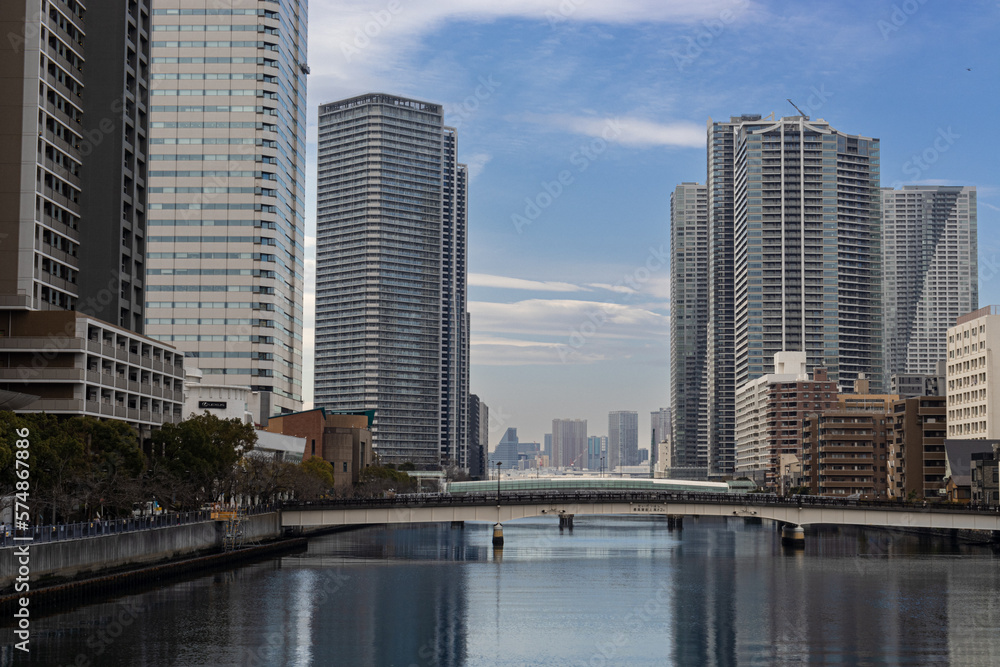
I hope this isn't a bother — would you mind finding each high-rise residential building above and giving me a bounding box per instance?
[650,407,671,470]
[704,113,883,478]
[946,306,1000,439]
[608,410,639,467]
[669,183,708,474]
[705,116,745,478]
[314,94,469,469]
[1,0,149,324]
[146,1,309,418]
[587,435,608,471]
[882,186,977,389]
[552,419,587,468]
[0,0,186,432]
[468,394,488,479]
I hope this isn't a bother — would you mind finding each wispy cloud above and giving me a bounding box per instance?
[520,113,704,148]
[463,153,492,181]
[470,299,667,339]
[469,274,589,292]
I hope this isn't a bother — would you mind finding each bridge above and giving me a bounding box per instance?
[280,491,1000,545]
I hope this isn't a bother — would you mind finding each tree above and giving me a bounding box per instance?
[151,413,257,509]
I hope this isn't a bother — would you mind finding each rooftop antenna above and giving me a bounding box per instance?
[786,99,808,118]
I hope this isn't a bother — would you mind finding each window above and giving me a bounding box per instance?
[343,462,348,473]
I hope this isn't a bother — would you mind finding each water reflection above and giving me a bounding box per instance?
[2,517,1000,666]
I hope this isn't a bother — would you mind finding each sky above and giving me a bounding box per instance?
[299,0,1000,452]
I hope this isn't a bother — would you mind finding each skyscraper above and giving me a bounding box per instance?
[146,1,309,417]
[0,0,185,430]
[468,393,488,479]
[882,186,977,388]
[552,419,587,468]
[608,411,639,468]
[669,183,708,473]
[702,113,882,477]
[314,94,469,469]
[650,407,671,470]
[1,0,149,325]
[705,116,744,478]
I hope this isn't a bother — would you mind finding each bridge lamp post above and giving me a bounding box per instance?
[496,461,503,504]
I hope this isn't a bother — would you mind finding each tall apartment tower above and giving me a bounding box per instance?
[552,419,587,468]
[882,186,977,388]
[315,94,469,469]
[146,1,309,417]
[669,183,708,473]
[608,410,639,468]
[0,0,186,431]
[468,393,488,479]
[705,117,745,478]
[0,0,149,325]
[704,114,882,477]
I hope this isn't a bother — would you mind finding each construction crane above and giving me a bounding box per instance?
[787,99,809,118]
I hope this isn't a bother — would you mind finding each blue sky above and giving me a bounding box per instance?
[301,0,1000,451]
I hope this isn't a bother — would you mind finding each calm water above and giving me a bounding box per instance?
[4,516,1000,666]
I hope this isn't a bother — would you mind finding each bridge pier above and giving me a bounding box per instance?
[781,524,805,548]
[492,523,504,546]
[666,515,683,530]
[559,514,574,530]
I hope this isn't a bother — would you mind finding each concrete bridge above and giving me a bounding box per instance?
[280,491,1000,544]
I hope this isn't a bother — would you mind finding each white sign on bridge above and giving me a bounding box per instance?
[631,504,669,513]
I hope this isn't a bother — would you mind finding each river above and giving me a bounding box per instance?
[4,515,1000,666]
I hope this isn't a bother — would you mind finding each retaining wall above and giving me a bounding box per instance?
[0,513,283,591]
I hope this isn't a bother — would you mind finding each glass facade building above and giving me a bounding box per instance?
[146,0,309,416]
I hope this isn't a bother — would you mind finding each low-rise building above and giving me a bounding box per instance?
[943,439,998,503]
[971,449,1000,506]
[734,352,837,489]
[887,396,947,500]
[265,408,374,489]
[0,311,184,438]
[183,365,256,424]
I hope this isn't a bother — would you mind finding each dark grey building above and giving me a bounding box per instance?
[315,94,469,469]
[468,393,488,479]
[0,0,150,329]
[669,184,708,473]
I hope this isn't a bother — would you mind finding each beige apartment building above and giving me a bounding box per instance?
[947,306,1000,438]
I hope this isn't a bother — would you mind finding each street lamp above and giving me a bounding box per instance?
[496,461,503,504]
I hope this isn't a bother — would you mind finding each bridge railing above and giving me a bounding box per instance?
[281,491,1000,515]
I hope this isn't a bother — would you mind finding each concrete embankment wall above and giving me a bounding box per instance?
[0,513,283,591]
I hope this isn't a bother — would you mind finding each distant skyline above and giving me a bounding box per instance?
[301,1,1000,452]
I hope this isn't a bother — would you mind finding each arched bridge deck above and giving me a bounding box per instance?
[280,492,1000,533]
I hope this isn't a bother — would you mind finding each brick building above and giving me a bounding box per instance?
[265,408,373,489]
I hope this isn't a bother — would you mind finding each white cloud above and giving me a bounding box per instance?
[519,114,704,148]
[463,153,492,181]
[470,298,667,339]
[308,1,753,95]
[469,273,589,292]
